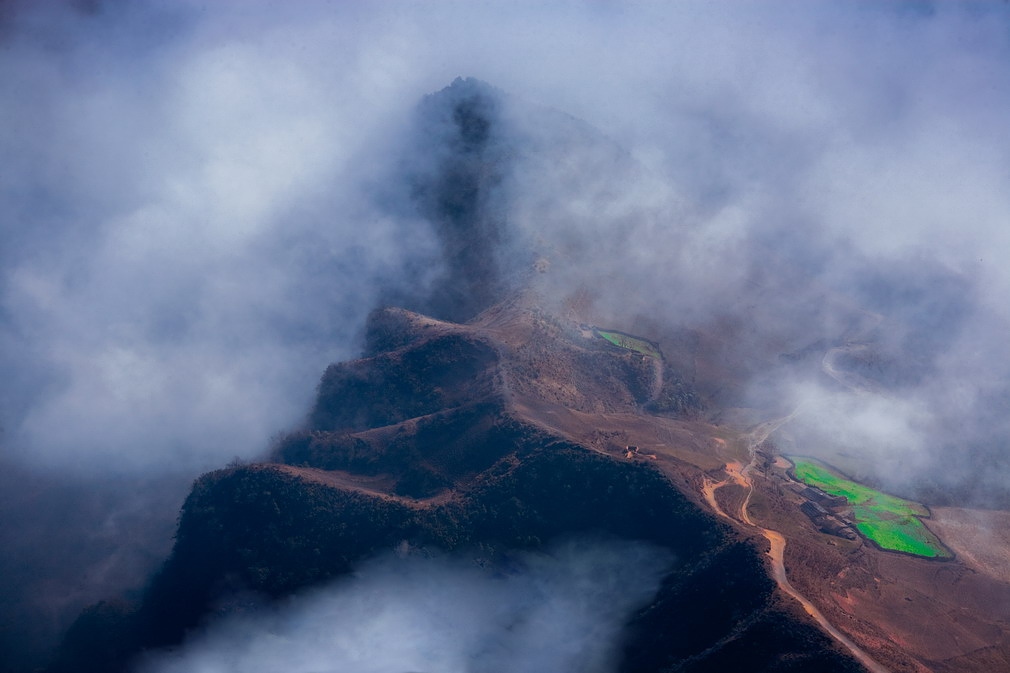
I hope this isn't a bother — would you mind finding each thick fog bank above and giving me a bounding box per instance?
[3,0,1009,495]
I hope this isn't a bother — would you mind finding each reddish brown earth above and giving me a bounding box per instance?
[470,295,1010,673]
[56,292,1010,673]
[741,456,1010,673]
[419,297,1010,673]
[928,507,1010,584]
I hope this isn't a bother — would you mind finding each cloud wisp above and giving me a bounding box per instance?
[139,539,671,673]
[1,0,442,474]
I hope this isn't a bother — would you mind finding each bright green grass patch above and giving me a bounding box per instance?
[790,457,951,559]
[595,330,662,358]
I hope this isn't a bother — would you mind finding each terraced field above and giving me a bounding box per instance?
[594,329,662,358]
[790,457,952,559]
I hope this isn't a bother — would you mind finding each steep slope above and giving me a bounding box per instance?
[385,77,524,323]
[53,299,866,673]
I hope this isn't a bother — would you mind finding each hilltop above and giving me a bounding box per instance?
[53,296,864,673]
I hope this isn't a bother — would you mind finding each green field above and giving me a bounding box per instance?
[790,457,951,559]
[595,329,662,358]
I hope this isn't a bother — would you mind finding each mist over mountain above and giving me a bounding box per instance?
[138,539,674,673]
[3,2,1010,672]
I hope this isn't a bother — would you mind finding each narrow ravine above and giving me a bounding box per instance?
[702,418,891,673]
[649,355,664,402]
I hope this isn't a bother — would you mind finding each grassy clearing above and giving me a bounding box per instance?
[595,329,662,358]
[791,457,951,559]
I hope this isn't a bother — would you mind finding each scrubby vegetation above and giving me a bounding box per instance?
[277,402,523,497]
[589,328,699,415]
[310,333,498,432]
[646,362,702,415]
[57,444,863,673]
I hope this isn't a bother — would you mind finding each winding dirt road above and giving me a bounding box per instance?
[702,418,890,673]
[822,345,885,396]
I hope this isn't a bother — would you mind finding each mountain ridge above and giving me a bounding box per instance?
[52,295,866,673]
[50,76,1010,673]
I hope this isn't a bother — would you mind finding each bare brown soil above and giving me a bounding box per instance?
[272,465,460,507]
[512,398,727,471]
[289,299,1010,673]
[702,457,891,673]
[747,461,1010,673]
[928,507,1010,584]
[479,299,1010,673]
[713,482,748,521]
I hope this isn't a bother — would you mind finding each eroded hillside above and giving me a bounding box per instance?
[53,299,864,673]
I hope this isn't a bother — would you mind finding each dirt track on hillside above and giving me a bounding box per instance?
[702,420,891,673]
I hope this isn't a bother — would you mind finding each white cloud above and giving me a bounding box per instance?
[140,539,670,673]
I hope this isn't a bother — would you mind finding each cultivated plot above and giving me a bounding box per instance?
[790,457,952,559]
[594,329,662,358]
